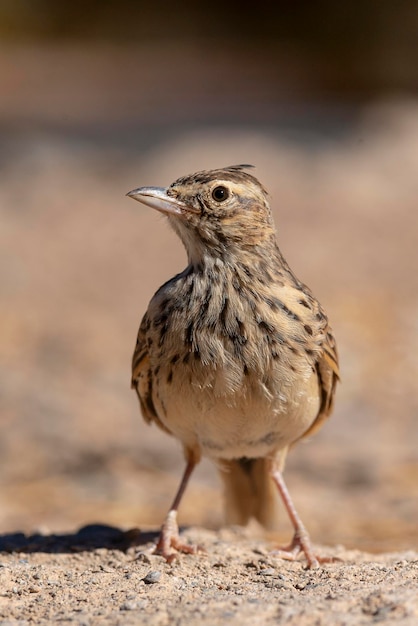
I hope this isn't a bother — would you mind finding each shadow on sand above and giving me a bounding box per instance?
[0,524,160,554]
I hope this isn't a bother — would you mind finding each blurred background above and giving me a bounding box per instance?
[0,1,417,552]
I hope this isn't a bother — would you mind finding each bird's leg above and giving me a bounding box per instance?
[154,457,198,562]
[270,465,324,568]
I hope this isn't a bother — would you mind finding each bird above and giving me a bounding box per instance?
[126,164,339,568]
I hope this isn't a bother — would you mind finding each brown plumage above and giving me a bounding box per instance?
[127,165,339,567]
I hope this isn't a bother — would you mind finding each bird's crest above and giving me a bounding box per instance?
[222,164,255,173]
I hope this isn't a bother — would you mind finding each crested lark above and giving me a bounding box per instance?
[127,165,339,568]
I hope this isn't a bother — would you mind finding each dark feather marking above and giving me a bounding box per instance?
[230,334,247,357]
[153,310,171,347]
[220,295,229,328]
[247,287,261,301]
[216,229,229,248]
[206,267,221,286]
[243,266,254,280]
[196,195,205,214]
[243,294,257,311]
[271,298,301,321]
[197,291,211,325]
[159,325,168,347]
[257,261,274,284]
[158,298,170,312]
[184,279,194,301]
[232,276,242,293]
[274,332,285,344]
[237,319,247,341]
[185,321,194,346]
[133,350,147,369]
[263,296,279,311]
[258,319,276,334]
[143,395,156,419]
[315,362,329,414]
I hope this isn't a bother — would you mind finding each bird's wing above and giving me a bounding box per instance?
[269,278,339,440]
[303,313,340,439]
[131,313,171,434]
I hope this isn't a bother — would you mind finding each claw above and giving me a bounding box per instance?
[272,534,319,568]
[153,510,198,562]
[272,531,338,568]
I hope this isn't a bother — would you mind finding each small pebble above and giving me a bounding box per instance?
[126,593,137,601]
[143,570,161,584]
[135,553,152,565]
[258,568,276,576]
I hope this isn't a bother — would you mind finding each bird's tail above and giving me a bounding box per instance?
[219,457,281,531]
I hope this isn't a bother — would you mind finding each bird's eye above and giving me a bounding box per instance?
[211,186,229,202]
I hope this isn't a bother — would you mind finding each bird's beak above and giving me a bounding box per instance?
[126,186,199,216]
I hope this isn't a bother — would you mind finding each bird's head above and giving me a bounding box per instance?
[127,165,276,264]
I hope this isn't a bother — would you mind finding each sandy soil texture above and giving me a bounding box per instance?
[0,527,417,625]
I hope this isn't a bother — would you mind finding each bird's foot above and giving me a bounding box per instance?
[154,510,199,563]
[272,531,335,569]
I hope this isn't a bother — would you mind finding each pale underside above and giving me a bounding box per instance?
[151,360,320,460]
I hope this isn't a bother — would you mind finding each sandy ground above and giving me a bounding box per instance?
[0,527,417,625]
[0,46,417,624]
